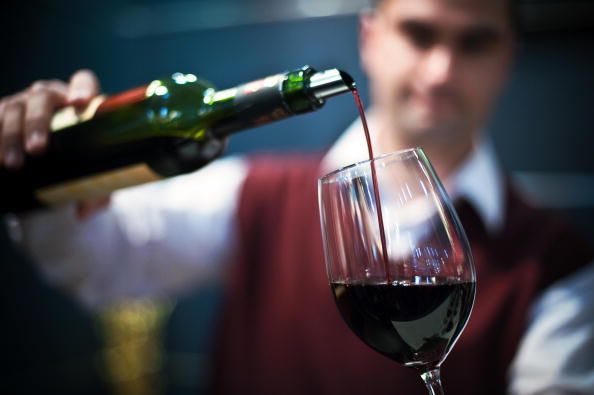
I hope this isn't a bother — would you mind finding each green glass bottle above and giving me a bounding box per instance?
[0,66,354,212]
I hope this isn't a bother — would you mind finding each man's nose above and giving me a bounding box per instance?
[421,46,456,88]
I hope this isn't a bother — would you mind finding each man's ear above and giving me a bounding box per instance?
[359,11,376,74]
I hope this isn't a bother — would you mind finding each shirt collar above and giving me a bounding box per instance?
[321,113,506,235]
[448,140,505,234]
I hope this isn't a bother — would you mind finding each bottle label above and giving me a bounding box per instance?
[35,163,161,206]
[96,85,147,114]
[210,74,291,137]
[236,74,291,126]
[50,85,148,131]
[50,96,107,131]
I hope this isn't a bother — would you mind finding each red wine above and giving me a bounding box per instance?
[352,89,390,281]
[331,280,475,369]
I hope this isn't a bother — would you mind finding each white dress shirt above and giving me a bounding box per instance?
[10,115,594,394]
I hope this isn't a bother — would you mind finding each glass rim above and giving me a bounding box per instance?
[318,147,423,183]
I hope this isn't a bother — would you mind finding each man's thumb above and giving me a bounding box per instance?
[67,69,101,105]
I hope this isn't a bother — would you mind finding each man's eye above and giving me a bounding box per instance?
[459,30,499,55]
[399,21,436,50]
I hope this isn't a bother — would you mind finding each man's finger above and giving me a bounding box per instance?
[1,101,25,169]
[30,79,69,97]
[24,88,65,154]
[67,69,101,105]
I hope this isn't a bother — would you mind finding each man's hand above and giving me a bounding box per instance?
[0,69,100,169]
[0,69,108,219]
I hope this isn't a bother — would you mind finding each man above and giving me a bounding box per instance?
[1,0,593,394]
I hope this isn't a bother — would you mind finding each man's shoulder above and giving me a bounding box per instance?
[243,153,324,185]
[237,153,324,232]
[504,184,585,243]
[246,153,324,171]
[502,184,593,281]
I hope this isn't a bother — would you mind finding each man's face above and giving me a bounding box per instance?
[360,0,515,144]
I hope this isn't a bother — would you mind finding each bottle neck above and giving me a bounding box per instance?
[205,68,324,138]
[208,67,323,138]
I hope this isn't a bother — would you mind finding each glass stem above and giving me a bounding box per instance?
[420,368,445,395]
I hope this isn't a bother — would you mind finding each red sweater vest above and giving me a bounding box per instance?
[212,156,592,395]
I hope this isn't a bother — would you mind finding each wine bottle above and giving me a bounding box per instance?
[0,66,355,213]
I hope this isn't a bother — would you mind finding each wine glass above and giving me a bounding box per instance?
[318,148,476,395]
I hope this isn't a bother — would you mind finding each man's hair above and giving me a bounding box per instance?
[368,0,522,34]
